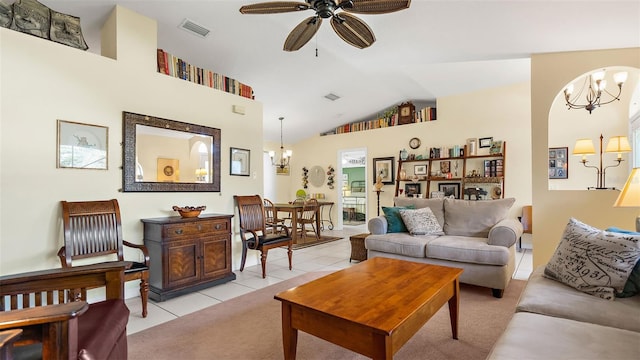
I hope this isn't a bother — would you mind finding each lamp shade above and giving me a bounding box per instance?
[573,139,595,155]
[605,136,632,153]
[614,168,640,207]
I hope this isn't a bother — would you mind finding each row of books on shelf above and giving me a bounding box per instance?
[429,145,464,159]
[321,106,437,136]
[156,49,254,99]
[484,159,504,177]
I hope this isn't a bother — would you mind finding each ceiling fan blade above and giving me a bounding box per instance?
[331,13,375,49]
[341,0,411,14]
[284,16,322,51]
[240,1,310,14]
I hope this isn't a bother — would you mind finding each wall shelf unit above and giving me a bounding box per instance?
[394,142,506,200]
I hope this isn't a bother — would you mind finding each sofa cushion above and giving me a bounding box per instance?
[517,267,640,333]
[607,227,640,298]
[443,198,515,237]
[487,312,640,360]
[544,218,640,300]
[365,232,438,258]
[393,197,445,227]
[426,235,510,266]
[381,205,415,233]
[398,207,444,235]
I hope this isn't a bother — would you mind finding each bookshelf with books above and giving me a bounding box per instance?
[393,141,506,200]
[320,103,436,136]
[157,49,254,99]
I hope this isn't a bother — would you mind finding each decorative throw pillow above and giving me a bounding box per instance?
[544,218,640,300]
[382,205,415,233]
[606,227,640,298]
[398,207,444,236]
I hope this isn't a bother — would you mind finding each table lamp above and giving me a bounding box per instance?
[613,168,640,231]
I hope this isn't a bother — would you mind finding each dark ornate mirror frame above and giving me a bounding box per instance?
[122,111,221,192]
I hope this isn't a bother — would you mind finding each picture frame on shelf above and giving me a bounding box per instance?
[440,160,451,174]
[438,183,460,199]
[373,157,395,184]
[405,183,421,197]
[548,147,568,179]
[56,120,108,170]
[230,147,250,176]
[414,164,428,175]
[489,140,503,155]
[479,137,493,148]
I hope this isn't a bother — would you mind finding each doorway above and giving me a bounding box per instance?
[339,149,367,228]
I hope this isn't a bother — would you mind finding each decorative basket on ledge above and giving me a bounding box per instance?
[172,205,206,218]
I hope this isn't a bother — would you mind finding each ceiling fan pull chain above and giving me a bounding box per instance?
[315,33,319,57]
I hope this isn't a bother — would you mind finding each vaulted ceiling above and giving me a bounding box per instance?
[45,0,640,142]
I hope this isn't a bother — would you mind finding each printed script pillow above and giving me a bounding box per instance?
[607,227,640,298]
[398,207,445,236]
[544,218,640,300]
[382,205,415,233]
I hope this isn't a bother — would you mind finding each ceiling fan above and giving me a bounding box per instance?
[239,0,411,51]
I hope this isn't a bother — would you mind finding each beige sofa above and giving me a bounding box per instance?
[488,266,640,359]
[366,197,523,298]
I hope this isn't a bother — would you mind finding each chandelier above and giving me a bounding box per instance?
[270,117,292,169]
[563,70,627,114]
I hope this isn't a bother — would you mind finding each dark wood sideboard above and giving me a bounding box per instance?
[141,214,235,301]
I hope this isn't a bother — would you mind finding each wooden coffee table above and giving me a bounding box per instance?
[274,257,463,360]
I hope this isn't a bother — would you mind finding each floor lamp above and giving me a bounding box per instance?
[573,134,631,189]
[613,168,640,232]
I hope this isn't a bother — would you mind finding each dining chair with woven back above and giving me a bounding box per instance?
[57,199,150,318]
[234,195,293,278]
[297,198,320,242]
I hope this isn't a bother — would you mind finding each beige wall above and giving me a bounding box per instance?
[0,7,264,289]
[275,82,533,230]
[531,48,640,268]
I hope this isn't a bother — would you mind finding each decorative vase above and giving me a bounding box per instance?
[399,167,407,180]
[400,148,408,161]
[374,175,383,191]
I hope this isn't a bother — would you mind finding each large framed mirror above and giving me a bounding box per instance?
[122,111,221,192]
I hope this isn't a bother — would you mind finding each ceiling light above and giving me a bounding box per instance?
[269,117,292,169]
[563,69,627,114]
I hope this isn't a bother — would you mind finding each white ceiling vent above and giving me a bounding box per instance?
[178,18,211,38]
[324,93,340,101]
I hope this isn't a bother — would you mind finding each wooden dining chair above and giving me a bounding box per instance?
[282,198,304,231]
[57,199,150,318]
[263,198,285,234]
[297,198,320,242]
[234,195,293,278]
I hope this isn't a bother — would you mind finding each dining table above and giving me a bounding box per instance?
[273,201,334,243]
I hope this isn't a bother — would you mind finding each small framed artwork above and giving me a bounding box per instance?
[230,147,250,176]
[479,137,493,148]
[440,160,451,174]
[414,164,428,175]
[490,140,503,155]
[405,183,421,197]
[157,158,179,182]
[438,182,460,199]
[373,157,395,185]
[549,147,568,179]
[57,120,108,170]
[276,165,290,176]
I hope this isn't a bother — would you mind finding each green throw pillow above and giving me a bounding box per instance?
[607,227,640,298]
[382,205,415,233]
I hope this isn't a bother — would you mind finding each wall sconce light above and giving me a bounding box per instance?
[572,134,631,189]
[613,168,640,232]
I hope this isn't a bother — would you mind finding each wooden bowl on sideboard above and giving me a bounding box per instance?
[172,205,206,218]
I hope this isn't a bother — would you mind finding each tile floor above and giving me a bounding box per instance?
[125,224,533,335]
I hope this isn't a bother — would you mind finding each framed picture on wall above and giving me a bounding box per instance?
[57,120,108,170]
[230,147,250,176]
[549,147,568,179]
[373,157,395,184]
